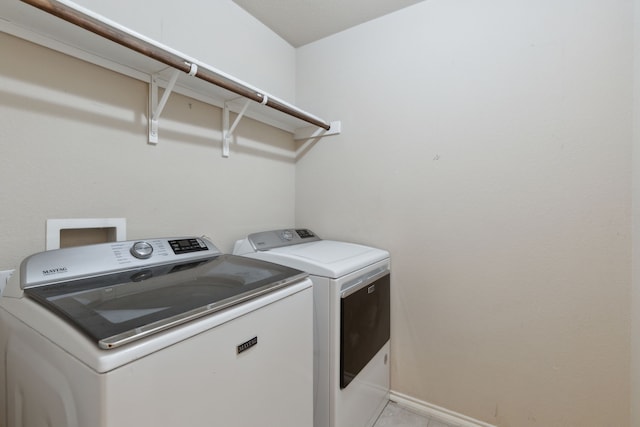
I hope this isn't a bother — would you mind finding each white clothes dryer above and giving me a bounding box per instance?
[233,229,390,427]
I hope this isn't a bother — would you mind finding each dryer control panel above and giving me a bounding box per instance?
[247,229,321,251]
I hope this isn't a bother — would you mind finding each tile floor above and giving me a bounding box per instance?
[373,401,459,427]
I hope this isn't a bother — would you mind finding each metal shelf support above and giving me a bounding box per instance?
[222,97,262,157]
[293,121,342,141]
[148,64,198,144]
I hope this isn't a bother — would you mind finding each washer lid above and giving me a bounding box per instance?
[24,254,306,349]
[252,240,389,278]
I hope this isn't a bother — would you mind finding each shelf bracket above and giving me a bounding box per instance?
[222,97,256,158]
[293,121,342,141]
[294,121,342,160]
[148,64,198,144]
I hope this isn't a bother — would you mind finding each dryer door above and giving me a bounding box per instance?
[340,271,390,388]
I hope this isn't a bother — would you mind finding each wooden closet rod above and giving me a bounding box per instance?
[21,0,332,131]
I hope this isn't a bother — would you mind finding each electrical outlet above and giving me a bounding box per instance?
[0,269,15,296]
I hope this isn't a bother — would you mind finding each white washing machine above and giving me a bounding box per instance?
[233,229,390,427]
[0,237,313,427]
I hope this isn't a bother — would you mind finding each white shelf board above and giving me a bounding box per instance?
[0,0,327,134]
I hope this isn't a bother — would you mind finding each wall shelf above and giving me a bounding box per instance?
[0,0,341,154]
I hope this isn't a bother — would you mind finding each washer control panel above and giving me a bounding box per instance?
[248,229,321,251]
[21,237,220,289]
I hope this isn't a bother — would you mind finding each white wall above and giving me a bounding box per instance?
[296,1,631,426]
[0,0,298,270]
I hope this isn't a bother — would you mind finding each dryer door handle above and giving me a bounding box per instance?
[340,268,389,299]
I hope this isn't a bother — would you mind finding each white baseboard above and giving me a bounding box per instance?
[389,391,497,427]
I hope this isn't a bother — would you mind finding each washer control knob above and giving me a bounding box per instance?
[281,230,294,241]
[130,241,153,259]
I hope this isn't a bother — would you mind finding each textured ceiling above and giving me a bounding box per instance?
[232,0,424,47]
